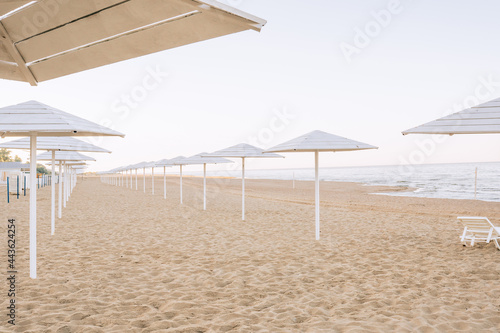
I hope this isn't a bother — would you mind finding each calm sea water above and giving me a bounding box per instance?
[191,162,500,202]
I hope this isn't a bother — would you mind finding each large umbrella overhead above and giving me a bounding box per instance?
[402,98,500,135]
[0,136,110,234]
[180,153,233,210]
[266,130,377,240]
[0,0,267,85]
[203,143,283,220]
[0,100,124,279]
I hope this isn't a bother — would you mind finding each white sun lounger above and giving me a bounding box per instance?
[458,216,500,250]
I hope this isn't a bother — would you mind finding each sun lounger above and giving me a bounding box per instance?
[458,216,500,250]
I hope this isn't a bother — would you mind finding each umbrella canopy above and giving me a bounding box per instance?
[0,1,32,16]
[0,100,123,279]
[402,98,500,135]
[266,130,377,240]
[205,143,283,158]
[204,144,283,220]
[267,130,378,152]
[37,151,96,162]
[182,153,233,165]
[0,136,111,153]
[0,100,125,137]
[0,0,266,86]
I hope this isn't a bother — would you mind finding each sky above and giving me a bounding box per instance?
[1,0,500,174]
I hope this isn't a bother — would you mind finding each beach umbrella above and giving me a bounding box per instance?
[138,161,157,195]
[266,130,377,240]
[180,153,233,210]
[204,144,283,220]
[0,0,267,85]
[0,100,124,279]
[402,98,500,135]
[0,137,109,235]
[133,161,151,193]
[155,158,174,200]
[158,156,187,203]
[37,151,95,210]
[126,162,142,191]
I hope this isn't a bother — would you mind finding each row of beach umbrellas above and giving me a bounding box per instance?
[102,131,378,240]
[1,96,500,280]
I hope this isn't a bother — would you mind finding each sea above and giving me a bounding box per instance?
[187,162,500,202]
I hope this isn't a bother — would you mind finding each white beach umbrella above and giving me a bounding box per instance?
[155,158,174,200]
[37,151,96,162]
[204,144,283,220]
[140,161,157,195]
[37,152,95,213]
[161,156,188,204]
[0,137,109,234]
[0,100,124,279]
[180,153,233,210]
[402,98,500,135]
[266,130,377,240]
[133,161,151,193]
[0,0,267,85]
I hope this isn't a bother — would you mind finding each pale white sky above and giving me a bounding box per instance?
[1,0,500,173]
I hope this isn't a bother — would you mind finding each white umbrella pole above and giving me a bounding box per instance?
[135,169,138,190]
[51,150,55,235]
[152,167,155,195]
[315,151,320,240]
[58,161,62,218]
[242,157,245,221]
[143,167,146,193]
[29,133,37,279]
[180,165,183,204]
[163,166,166,199]
[63,163,67,208]
[126,169,128,188]
[203,163,207,211]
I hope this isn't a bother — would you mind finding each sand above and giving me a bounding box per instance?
[1,175,500,332]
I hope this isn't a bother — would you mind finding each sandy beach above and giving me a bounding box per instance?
[1,176,500,332]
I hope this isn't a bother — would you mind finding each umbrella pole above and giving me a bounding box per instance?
[63,163,67,208]
[152,167,155,195]
[163,166,166,200]
[203,163,207,211]
[51,150,55,235]
[180,165,183,204]
[143,167,146,193]
[58,161,62,218]
[135,169,138,190]
[315,151,320,240]
[29,133,37,279]
[242,157,245,221]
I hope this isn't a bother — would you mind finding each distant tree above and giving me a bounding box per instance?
[37,164,49,175]
[14,155,22,162]
[0,148,12,162]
